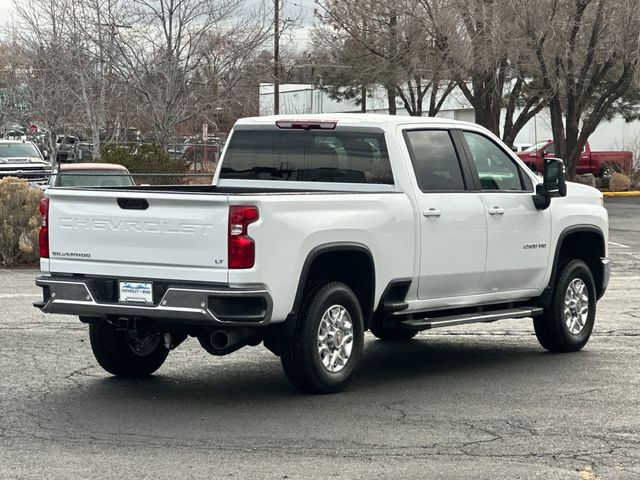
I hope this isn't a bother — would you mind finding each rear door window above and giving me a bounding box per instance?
[220,129,393,184]
[404,130,466,191]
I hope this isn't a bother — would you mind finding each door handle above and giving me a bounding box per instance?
[423,208,441,217]
[488,206,505,215]
[117,198,149,210]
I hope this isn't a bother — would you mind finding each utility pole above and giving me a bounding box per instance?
[361,16,367,113]
[273,0,280,115]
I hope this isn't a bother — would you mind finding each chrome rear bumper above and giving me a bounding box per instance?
[34,276,272,326]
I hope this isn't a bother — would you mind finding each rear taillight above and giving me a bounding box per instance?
[228,206,259,269]
[38,197,49,258]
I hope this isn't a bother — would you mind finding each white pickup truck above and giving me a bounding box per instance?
[35,114,610,393]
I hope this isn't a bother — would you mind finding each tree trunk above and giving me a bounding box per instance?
[91,130,101,161]
[387,9,398,116]
[458,74,502,136]
[473,100,501,135]
[387,86,397,115]
[361,84,367,113]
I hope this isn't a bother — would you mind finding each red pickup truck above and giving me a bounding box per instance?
[517,140,633,177]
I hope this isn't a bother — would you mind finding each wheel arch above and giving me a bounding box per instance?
[541,225,607,306]
[285,243,376,334]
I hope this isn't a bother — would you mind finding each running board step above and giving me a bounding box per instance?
[400,307,544,331]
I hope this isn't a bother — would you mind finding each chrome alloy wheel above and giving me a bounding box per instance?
[317,305,354,373]
[127,330,162,356]
[564,278,589,335]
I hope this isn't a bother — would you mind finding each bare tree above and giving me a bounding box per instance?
[314,0,456,116]
[11,0,79,155]
[513,0,640,178]
[66,0,130,158]
[111,0,272,146]
[0,38,31,128]
[13,0,126,159]
[414,0,546,145]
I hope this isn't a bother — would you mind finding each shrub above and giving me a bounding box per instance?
[101,143,188,185]
[0,177,43,266]
[101,143,187,173]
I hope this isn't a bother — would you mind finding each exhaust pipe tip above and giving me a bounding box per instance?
[210,330,230,350]
[198,328,257,356]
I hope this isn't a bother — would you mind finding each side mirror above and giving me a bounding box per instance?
[533,158,567,210]
[43,150,49,160]
[543,158,567,197]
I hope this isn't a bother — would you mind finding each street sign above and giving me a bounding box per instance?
[202,123,208,141]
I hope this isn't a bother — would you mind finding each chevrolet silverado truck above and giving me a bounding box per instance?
[517,139,633,177]
[0,139,53,184]
[34,114,610,394]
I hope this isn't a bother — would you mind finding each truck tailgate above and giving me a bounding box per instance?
[45,189,229,283]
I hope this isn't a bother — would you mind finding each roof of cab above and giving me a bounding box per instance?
[57,162,129,171]
[234,113,480,131]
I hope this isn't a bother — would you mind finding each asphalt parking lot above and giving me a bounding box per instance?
[0,197,639,479]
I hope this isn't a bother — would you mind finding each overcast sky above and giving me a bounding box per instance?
[0,0,316,40]
[0,0,14,22]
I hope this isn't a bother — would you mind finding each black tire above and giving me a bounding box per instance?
[89,320,168,378]
[599,166,612,178]
[280,282,364,394]
[534,259,596,352]
[369,323,417,341]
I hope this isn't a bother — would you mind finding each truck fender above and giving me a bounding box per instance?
[539,224,606,307]
[283,242,375,336]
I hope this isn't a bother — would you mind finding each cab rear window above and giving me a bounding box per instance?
[220,129,393,184]
[54,171,134,187]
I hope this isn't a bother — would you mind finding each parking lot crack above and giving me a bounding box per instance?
[383,400,409,423]
[64,365,95,387]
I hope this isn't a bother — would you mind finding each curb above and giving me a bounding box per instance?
[602,191,640,197]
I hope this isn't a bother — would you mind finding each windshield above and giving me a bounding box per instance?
[523,141,551,153]
[53,171,134,187]
[0,143,42,159]
[220,129,393,184]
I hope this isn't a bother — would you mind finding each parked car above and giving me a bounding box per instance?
[55,135,80,163]
[182,143,218,168]
[167,142,218,167]
[35,114,609,394]
[47,163,134,188]
[2,130,28,141]
[0,139,52,184]
[66,142,94,163]
[517,140,633,176]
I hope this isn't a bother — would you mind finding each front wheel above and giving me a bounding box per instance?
[534,259,596,352]
[89,320,168,377]
[281,282,364,394]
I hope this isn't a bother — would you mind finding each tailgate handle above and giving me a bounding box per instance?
[117,198,149,210]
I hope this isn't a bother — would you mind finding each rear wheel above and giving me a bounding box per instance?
[89,320,168,377]
[281,282,364,394]
[534,259,596,352]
